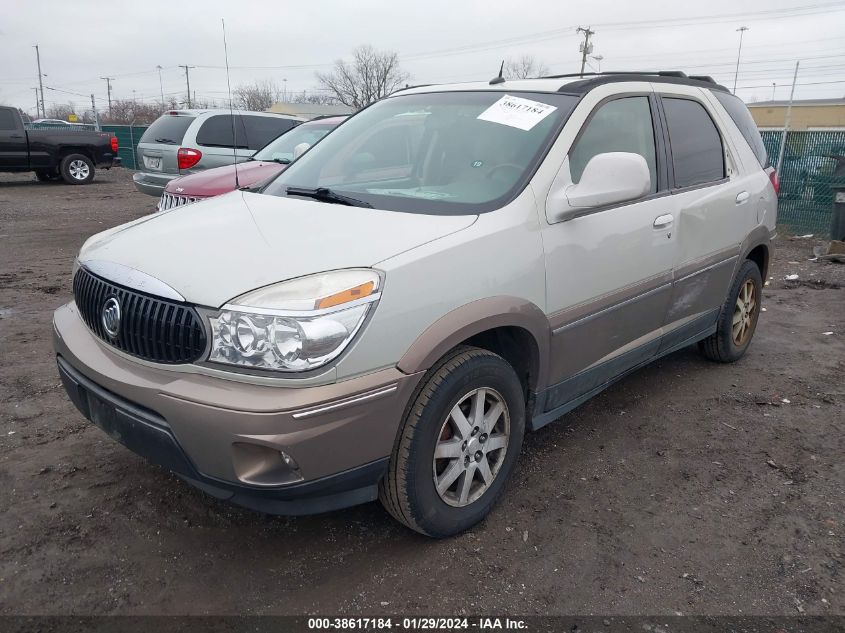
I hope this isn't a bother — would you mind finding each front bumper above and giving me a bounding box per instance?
[53,302,423,515]
[132,171,178,197]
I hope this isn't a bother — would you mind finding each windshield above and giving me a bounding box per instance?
[263,91,579,214]
[253,122,338,163]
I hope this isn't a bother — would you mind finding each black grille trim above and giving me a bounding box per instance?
[73,267,207,364]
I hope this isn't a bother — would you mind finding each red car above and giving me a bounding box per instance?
[157,116,346,211]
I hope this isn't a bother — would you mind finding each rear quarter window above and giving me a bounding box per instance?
[139,115,196,145]
[713,91,768,168]
[196,115,249,149]
[242,116,299,150]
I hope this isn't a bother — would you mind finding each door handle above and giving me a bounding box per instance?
[9,134,24,139]
[653,214,674,228]
[736,191,750,204]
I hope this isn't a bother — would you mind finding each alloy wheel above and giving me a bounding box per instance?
[732,279,757,346]
[68,160,90,180]
[432,387,510,507]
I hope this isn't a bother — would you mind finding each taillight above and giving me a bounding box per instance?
[767,167,779,195]
[177,147,202,170]
[110,136,118,152]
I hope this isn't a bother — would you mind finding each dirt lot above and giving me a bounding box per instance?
[0,168,843,616]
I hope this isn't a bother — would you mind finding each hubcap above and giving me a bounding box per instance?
[732,279,757,346]
[432,387,510,507]
[69,159,90,180]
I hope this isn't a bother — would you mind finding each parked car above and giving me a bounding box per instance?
[0,106,119,184]
[32,118,74,126]
[132,109,305,197]
[157,115,346,211]
[55,72,777,537]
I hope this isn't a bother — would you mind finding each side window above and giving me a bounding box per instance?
[713,91,768,167]
[242,116,298,151]
[0,109,18,131]
[662,97,725,188]
[196,115,249,149]
[569,96,658,194]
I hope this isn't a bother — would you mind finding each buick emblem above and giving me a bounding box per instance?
[101,297,122,339]
[175,187,184,193]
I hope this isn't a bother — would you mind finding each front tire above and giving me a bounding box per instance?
[379,347,525,538]
[699,259,763,363]
[60,153,95,185]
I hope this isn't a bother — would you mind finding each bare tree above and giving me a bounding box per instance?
[101,99,166,125]
[503,55,550,80]
[290,90,339,105]
[233,80,281,112]
[316,45,409,110]
[45,102,76,121]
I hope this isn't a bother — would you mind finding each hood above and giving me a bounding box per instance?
[79,191,477,307]
[165,161,286,197]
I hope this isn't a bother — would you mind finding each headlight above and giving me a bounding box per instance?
[207,269,381,372]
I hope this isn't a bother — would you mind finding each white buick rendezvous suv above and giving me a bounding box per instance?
[54,72,777,537]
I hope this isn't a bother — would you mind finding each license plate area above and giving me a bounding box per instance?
[143,155,162,171]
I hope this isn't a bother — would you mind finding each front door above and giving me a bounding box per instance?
[540,93,677,411]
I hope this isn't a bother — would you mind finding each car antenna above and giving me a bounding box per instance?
[489,60,505,85]
[222,17,240,189]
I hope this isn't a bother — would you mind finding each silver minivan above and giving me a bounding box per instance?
[132,109,304,196]
[57,72,778,537]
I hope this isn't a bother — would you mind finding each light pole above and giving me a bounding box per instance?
[590,54,604,73]
[771,82,776,101]
[283,78,288,102]
[733,26,749,94]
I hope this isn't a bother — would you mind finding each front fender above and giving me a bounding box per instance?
[397,295,551,391]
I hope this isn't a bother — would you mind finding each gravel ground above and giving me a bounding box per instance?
[0,169,843,616]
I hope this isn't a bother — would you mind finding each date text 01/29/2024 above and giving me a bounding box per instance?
[307,617,528,630]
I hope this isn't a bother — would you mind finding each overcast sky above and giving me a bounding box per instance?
[1,0,843,115]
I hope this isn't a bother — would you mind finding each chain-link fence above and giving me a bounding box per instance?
[101,124,148,169]
[761,130,845,236]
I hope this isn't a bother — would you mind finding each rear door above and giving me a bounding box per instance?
[136,113,196,175]
[0,107,28,169]
[656,87,756,351]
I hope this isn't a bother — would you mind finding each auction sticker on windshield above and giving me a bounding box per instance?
[476,94,557,131]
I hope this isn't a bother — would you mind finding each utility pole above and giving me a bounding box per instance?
[577,27,595,78]
[179,65,195,108]
[775,61,800,177]
[733,26,749,94]
[34,45,45,118]
[156,65,165,110]
[33,88,40,117]
[771,82,776,101]
[100,77,114,117]
[90,94,99,131]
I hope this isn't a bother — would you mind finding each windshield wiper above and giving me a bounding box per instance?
[155,137,178,144]
[285,186,372,208]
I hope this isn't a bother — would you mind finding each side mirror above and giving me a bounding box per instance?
[292,142,311,160]
[548,152,651,222]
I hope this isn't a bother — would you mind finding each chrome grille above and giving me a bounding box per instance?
[73,267,207,365]
[158,192,200,212]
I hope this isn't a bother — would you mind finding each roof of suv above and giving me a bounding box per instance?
[162,109,305,120]
[394,71,730,97]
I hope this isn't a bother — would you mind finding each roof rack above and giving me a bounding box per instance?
[546,71,728,94]
[541,70,692,80]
